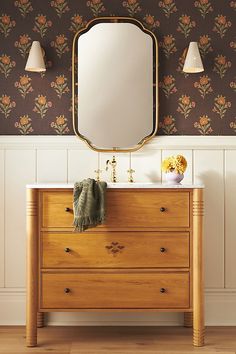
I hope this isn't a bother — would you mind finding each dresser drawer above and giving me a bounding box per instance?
[41,232,189,268]
[41,271,189,309]
[41,190,190,229]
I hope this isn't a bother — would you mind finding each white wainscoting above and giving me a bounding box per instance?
[0,135,236,326]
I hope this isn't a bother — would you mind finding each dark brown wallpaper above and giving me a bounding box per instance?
[0,0,235,135]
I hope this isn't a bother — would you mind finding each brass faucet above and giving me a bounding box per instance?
[106,156,117,183]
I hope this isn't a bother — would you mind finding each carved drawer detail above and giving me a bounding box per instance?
[105,241,125,256]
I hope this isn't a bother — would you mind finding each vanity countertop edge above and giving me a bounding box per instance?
[26,183,204,189]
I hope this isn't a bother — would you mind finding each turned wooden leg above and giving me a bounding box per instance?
[184,312,193,328]
[193,189,205,347]
[26,188,38,347]
[37,312,44,328]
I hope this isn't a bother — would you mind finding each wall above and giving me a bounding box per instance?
[1,135,236,325]
[0,0,235,135]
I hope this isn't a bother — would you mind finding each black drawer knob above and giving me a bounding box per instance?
[64,247,70,253]
[160,288,166,293]
[64,288,70,293]
[160,207,166,212]
[65,207,70,212]
[160,247,166,253]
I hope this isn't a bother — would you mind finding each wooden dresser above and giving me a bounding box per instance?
[26,184,204,347]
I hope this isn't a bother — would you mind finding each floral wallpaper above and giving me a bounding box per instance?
[0,0,235,135]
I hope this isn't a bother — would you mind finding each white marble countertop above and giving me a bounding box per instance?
[26,183,204,189]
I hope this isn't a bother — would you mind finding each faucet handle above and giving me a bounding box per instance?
[94,169,102,182]
[127,168,135,183]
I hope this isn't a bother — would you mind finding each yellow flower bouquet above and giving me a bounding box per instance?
[162,155,187,184]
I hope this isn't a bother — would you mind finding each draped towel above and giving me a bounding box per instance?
[73,179,107,232]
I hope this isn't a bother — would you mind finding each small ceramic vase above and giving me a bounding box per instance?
[165,171,184,184]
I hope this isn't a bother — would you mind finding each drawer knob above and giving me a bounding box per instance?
[160,207,166,212]
[160,288,166,293]
[64,288,70,293]
[64,247,70,253]
[65,207,71,212]
[160,247,166,253]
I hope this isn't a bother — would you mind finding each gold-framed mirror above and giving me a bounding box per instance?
[72,17,158,152]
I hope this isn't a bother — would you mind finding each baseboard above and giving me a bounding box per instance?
[1,288,236,326]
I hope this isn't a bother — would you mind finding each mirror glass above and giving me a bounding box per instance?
[73,18,158,152]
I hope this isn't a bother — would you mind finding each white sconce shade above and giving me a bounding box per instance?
[183,42,204,73]
[25,41,46,72]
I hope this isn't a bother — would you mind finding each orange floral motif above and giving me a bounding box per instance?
[87,0,105,16]
[0,95,16,118]
[33,14,52,38]
[51,115,70,134]
[194,75,213,98]
[159,115,177,135]
[51,75,70,98]
[177,95,195,119]
[198,35,213,57]
[158,0,177,18]
[122,0,141,17]
[14,75,33,98]
[69,14,87,33]
[15,115,33,134]
[33,95,52,118]
[212,95,231,119]
[194,115,213,135]
[50,34,69,58]
[177,14,195,38]
[0,54,16,78]
[14,34,31,57]
[50,0,69,18]
[160,35,177,59]
[159,75,177,98]
[14,0,33,17]
[143,14,160,30]
[0,14,16,37]
[213,55,231,79]
[194,0,213,18]
[213,15,231,38]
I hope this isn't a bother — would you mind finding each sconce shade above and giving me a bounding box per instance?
[183,42,204,73]
[25,41,46,72]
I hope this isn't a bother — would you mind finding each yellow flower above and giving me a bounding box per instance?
[37,95,47,105]
[20,75,30,85]
[181,95,190,105]
[181,15,190,25]
[164,35,174,45]
[145,15,155,25]
[1,15,10,25]
[56,75,65,85]
[199,115,209,126]
[1,55,10,65]
[1,95,11,105]
[56,35,66,45]
[56,115,65,125]
[199,35,209,45]
[20,115,29,126]
[199,76,209,85]
[216,95,225,105]
[163,116,173,125]
[216,55,226,65]
[37,15,46,25]
[163,75,173,85]
[19,34,30,45]
[162,155,187,174]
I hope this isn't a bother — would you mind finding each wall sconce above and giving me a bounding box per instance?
[183,42,204,73]
[25,41,46,73]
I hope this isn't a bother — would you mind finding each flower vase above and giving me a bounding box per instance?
[165,171,184,185]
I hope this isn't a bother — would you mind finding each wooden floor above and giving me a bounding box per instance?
[0,326,236,354]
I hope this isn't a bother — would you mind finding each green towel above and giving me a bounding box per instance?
[73,179,107,232]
